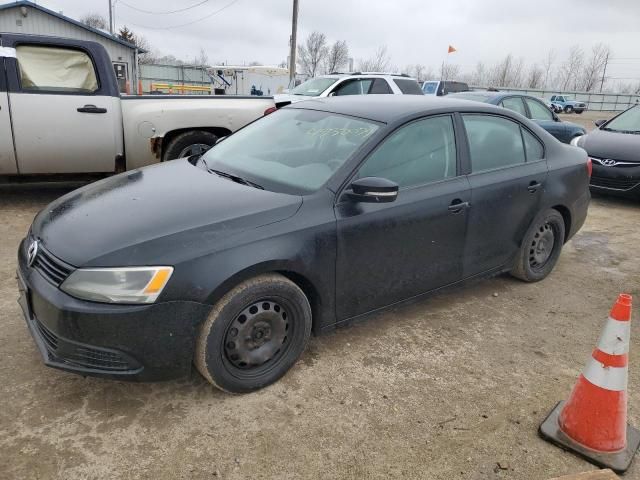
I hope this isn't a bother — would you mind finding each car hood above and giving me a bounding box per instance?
[32,160,302,267]
[581,128,640,162]
[274,93,314,105]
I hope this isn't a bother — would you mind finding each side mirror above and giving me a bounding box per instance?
[346,177,399,203]
[595,119,607,127]
[328,91,337,97]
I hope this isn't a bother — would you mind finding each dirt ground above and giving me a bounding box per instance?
[2,114,639,480]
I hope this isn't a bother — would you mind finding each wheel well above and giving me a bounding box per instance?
[552,205,572,243]
[160,127,232,160]
[277,270,322,334]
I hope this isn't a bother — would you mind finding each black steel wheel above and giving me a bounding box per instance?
[162,130,217,161]
[511,209,565,282]
[195,274,311,393]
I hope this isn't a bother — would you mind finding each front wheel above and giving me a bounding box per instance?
[195,274,312,393]
[510,209,566,282]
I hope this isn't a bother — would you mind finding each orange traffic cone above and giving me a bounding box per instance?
[540,294,640,473]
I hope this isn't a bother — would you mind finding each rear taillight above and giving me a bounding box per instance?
[587,157,593,177]
[264,106,277,116]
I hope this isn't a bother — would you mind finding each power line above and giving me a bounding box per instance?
[119,0,210,15]
[119,0,241,29]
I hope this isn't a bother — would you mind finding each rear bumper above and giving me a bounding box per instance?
[17,241,211,381]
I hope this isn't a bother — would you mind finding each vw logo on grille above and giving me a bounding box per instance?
[602,158,617,166]
[27,240,39,267]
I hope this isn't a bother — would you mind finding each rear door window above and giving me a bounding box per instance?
[522,129,544,160]
[393,79,424,95]
[500,97,527,117]
[333,79,373,96]
[463,115,527,172]
[15,45,98,93]
[525,98,554,121]
[369,78,392,94]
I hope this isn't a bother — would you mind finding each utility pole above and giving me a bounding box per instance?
[600,51,610,93]
[108,0,114,34]
[289,0,299,87]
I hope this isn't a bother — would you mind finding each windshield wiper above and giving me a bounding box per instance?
[208,168,263,189]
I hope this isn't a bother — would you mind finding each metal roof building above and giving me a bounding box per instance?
[0,0,141,93]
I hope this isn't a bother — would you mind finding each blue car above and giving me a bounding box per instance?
[449,92,586,144]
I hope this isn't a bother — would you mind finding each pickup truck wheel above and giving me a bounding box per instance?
[563,105,574,114]
[510,209,565,283]
[194,274,312,393]
[575,109,584,114]
[162,130,217,161]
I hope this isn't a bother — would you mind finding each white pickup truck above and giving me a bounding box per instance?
[0,34,275,177]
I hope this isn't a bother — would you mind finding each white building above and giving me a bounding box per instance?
[0,0,141,93]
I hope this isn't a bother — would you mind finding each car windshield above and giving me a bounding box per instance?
[602,106,640,133]
[201,108,381,194]
[290,77,338,96]
[422,81,438,94]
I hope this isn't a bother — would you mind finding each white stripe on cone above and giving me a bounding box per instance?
[582,356,628,392]
[597,317,631,355]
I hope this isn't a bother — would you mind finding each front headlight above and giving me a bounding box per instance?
[570,135,583,147]
[61,267,173,304]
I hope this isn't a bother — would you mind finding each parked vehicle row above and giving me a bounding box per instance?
[0,34,276,177]
[17,96,590,392]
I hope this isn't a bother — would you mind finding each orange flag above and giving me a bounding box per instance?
[448,45,457,54]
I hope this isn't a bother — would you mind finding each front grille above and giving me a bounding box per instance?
[32,245,73,286]
[34,318,136,372]
[590,175,639,191]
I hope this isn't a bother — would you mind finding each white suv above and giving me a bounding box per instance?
[274,73,423,107]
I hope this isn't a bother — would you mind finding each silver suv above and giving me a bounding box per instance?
[274,73,423,107]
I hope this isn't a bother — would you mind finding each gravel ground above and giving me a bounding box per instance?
[1,114,639,480]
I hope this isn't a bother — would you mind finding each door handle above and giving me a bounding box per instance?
[448,200,470,213]
[528,181,542,193]
[77,105,107,114]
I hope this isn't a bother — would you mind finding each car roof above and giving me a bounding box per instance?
[449,91,549,103]
[285,95,497,123]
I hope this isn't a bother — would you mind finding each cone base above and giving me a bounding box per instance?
[539,401,640,474]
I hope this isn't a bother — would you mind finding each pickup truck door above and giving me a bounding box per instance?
[5,41,122,174]
[0,46,17,174]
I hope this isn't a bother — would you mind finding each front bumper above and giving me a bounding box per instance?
[590,164,640,199]
[17,239,211,381]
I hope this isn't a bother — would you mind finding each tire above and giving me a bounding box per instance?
[195,274,312,393]
[162,130,217,161]
[564,105,574,114]
[575,109,584,114]
[510,209,566,283]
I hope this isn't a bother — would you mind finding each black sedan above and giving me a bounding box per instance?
[17,96,590,393]
[573,105,640,199]
[450,91,586,144]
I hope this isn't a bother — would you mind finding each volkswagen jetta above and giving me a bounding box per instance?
[17,96,590,393]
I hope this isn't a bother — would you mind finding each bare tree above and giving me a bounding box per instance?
[195,48,209,67]
[490,54,513,87]
[541,49,556,89]
[80,13,108,30]
[297,31,328,77]
[403,64,433,82]
[440,63,461,81]
[560,45,584,90]
[580,43,611,92]
[325,40,349,74]
[118,26,155,64]
[358,46,392,72]
[526,64,544,89]
[472,62,486,86]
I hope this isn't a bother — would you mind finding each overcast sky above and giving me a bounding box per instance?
[36,0,640,81]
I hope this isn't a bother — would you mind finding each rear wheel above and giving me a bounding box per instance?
[564,105,574,114]
[195,274,312,393]
[510,209,565,282]
[575,109,584,114]
[162,130,217,161]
